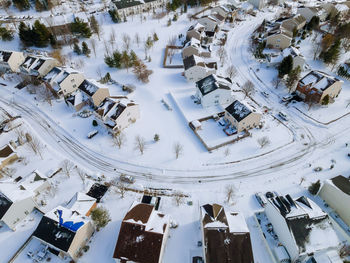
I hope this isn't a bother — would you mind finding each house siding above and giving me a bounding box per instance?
[185,66,216,82]
[67,221,95,260]
[91,88,110,108]
[197,88,232,108]
[112,104,140,133]
[60,73,85,97]
[224,111,261,132]
[266,34,291,50]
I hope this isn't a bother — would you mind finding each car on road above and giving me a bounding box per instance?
[261,91,269,98]
[120,174,135,184]
[282,94,293,102]
[278,111,288,121]
[255,192,267,207]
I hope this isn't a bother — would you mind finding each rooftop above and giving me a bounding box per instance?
[330,175,350,195]
[225,100,252,122]
[299,71,340,92]
[196,74,231,96]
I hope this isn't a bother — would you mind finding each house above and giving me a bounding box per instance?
[335,3,349,17]
[248,0,265,10]
[66,192,97,217]
[295,71,343,104]
[32,204,95,261]
[211,5,230,18]
[197,16,220,32]
[186,23,206,42]
[95,97,140,134]
[266,30,293,50]
[14,170,50,196]
[318,175,350,227]
[0,186,37,230]
[20,56,59,77]
[265,194,341,262]
[224,100,261,133]
[320,3,349,18]
[43,67,85,97]
[195,74,232,107]
[297,6,328,22]
[281,14,306,33]
[0,50,25,72]
[78,79,110,108]
[112,202,170,263]
[66,90,86,111]
[86,183,109,203]
[182,38,211,59]
[183,55,217,82]
[0,143,18,170]
[111,0,164,17]
[200,204,254,263]
[267,46,306,70]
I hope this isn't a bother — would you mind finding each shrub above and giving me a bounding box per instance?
[308,180,321,195]
[92,120,98,126]
[154,134,160,142]
[91,207,111,230]
[321,94,330,105]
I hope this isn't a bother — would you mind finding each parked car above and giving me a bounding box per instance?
[193,257,204,263]
[261,91,269,98]
[87,130,98,139]
[282,94,293,102]
[278,111,288,121]
[120,174,135,184]
[255,192,267,207]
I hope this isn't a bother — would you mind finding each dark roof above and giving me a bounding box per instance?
[113,222,164,263]
[33,216,76,252]
[196,74,231,96]
[0,51,12,63]
[0,192,13,220]
[113,0,156,9]
[202,204,254,263]
[22,56,37,69]
[183,55,197,70]
[331,175,350,195]
[123,203,153,224]
[86,183,109,203]
[225,100,252,122]
[110,103,126,121]
[33,59,45,71]
[141,195,161,210]
[0,145,14,158]
[78,80,98,97]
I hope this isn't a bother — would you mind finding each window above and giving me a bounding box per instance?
[73,84,77,88]
[277,39,281,42]
[214,100,219,104]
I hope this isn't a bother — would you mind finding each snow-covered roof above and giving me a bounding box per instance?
[66,192,96,217]
[0,50,14,63]
[196,74,231,96]
[335,3,349,12]
[225,100,252,122]
[15,170,49,195]
[45,205,89,225]
[299,71,341,92]
[226,212,249,233]
[0,182,33,202]
[188,22,205,32]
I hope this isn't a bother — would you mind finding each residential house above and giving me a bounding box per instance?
[182,38,211,59]
[200,204,254,263]
[66,192,97,217]
[14,170,50,196]
[43,67,85,97]
[77,79,110,108]
[111,0,164,17]
[318,175,350,227]
[86,183,109,203]
[197,16,220,32]
[266,29,293,50]
[0,185,37,230]
[211,5,230,18]
[32,203,95,261]
[295,70,343,104]
[0,50,25,72]
[195,74,232,107]
[265,194,342,262]
[183,55,217,82]
[0,143,18,170]
[267,46,306,70]
[20,56,59,77]
[224,100,261,133]
[66,91,86,111]
[248,0,265,10]
[186,23,206,42]
[297,6,328,22]
[281,14,306,33]
[95,97,140,134]
[112,202,170,263]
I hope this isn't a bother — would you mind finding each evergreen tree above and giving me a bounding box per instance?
[153,32,159,42]
[32,20,51,47]
[286,66,301,92]
[129,50,138,66]
[108,9,120,23]
[70,18,92,38]
[82,41,91,57]
[184,3,187,13]
[121,50,131,71]
[19,22,33,46]
[0,27,14,41]
[104,50,122,68]
[73,42,82,55]
[278,55,293,77]
[321,39,341,68]
[13,0,30,10]
[306,16,320,31]
[89,15,100,37]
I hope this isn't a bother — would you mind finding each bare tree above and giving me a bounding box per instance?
[134,33,141,47]
[0,167,16,178]
[60,159,75,177]
[114,182,127,198]
[109,29,116,51]
[90,38,97,58]
[75,166,87,184]
[225,184,235,203]
[242,80,255,98]
[15,127,26,145]
[226,65,237,79]
[257,136,270,148]
[38,84,54,106]
[134,135,146,154]
[112,132,126,149]
[272,76,281,89]
[122,34,131,52]
[339,244,350,258]
[173,142,183,159]
[173,191,185,206]
[217,46,227,66]
[167,36,177,64]
[26,134,44,159]
[224,147,230,157]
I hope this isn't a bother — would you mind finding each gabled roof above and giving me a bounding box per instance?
[187,22,205,32]
[0,144,15,160]
[299,70,341,92]
[0,192,13,220]
[78,79,100,97]
[201,204,253,263]
[225,100,252,122]
[66,192,96,216]
[113,202,169,263]
[86,183,109,203]
[0,51,13,63]
[196,74,231,96]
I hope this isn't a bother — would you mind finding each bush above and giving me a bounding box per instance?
[308,180,321,195]
[154,134,159,142]
[92,120,98,126]
[90,207,111,230]
[70,18,92,38]
[321,94,330,105]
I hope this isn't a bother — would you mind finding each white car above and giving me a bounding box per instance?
[261,91,269,98]
[282,95,293,102]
